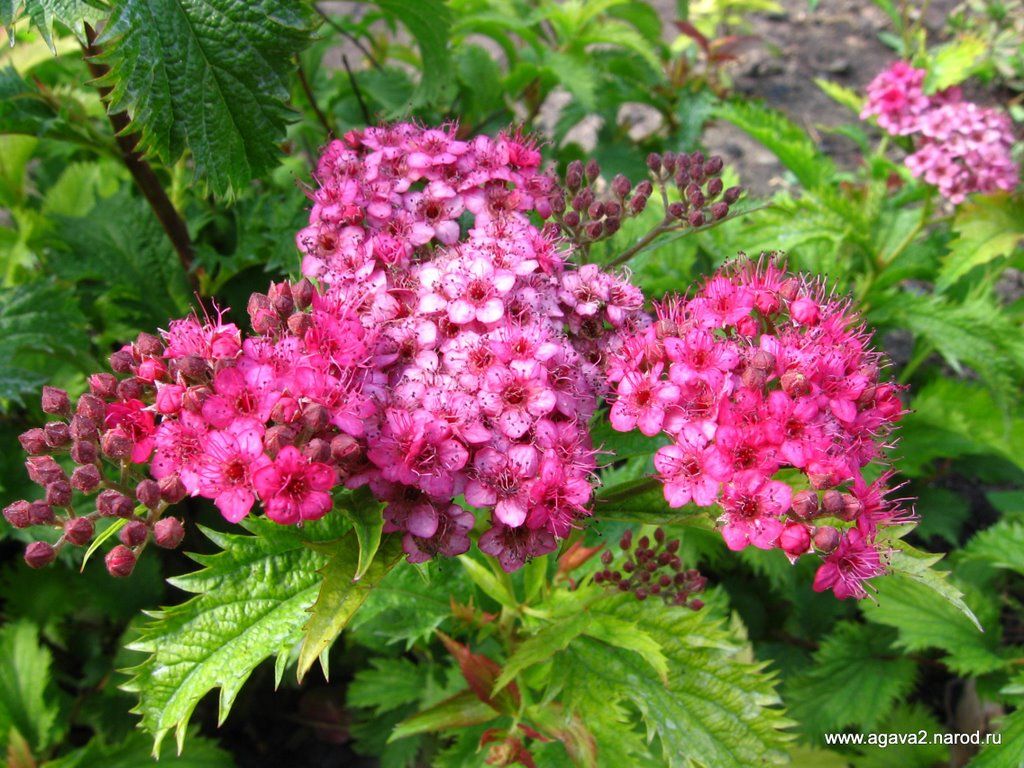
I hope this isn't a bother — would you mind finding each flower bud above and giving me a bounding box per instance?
[779,522,811,558]
[135,332,163,357]
[566,160,583,190]
[662,152,677,174]
[269,282,295,316]
[587,201,605,220]
[791,490,819,519]
[812,525,841,553]
[780,370,810,396]
[136,358,167,383]
[136,479,161,509]
[3,500,31,528]
[44,422,71,448]
[120,520,149,547]
[563,211,580,228]
[89,373,118,399]
[77,394,106,423]
[549,192,566,214]
[105,545,136,577]
[18,428,48,455]
[28,502,55,526]
[330,433,360,463]
[155,384,184,415]
[706,177,724,198]
[97,490,134,518]
[585,159,600,183]
[116,377,146,401]
[69,416,98,441]
[839,493,864,522]
[109,348,134,373]
[584,220,604,240]
[265,424,298,455]
[751,349,776,372]
[687,210,705,228]
[181,385,211,413]
[25,541,56,569]
[292,278,315,310]
[603,217,620,237]
[101,430,133,460]
[301,404,331,434]
[70,440,98,466]
[685,184,704,208]
[154,517,185,549]
[790,297,820,326]
[158,475,188,504]
[63,517,94,546]
[724,186,742,204]
[26,455,65,486]
[175,355,210,380]
[821,490,844,517]
[287,312,312,337]
[611,174,631,198]
[41,386,71,415]
[646,153,662,173]
[46,480,72,508]
[667,202,687,219]
[704,156,724,175]
[301,438,332,463]
[711,201,730,220]
[71,464,102,493]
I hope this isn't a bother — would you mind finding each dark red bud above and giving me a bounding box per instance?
[101,430,133,460]
[301,438,331,463]
[28,502,55,526]
[839,493,864,522]
[70,464,102,493]
[667,202,687,219]
[153,516,185,549]
[97,490,134,518]
[116,378,145,401]
[119,520,149,547]
[77,394,106,422]
[812,526,841,553]
[707,177,724,198]
[158,475,187,504]
[70,440,98,465]
[291,279,315,310]
[585,159,600,183]
[109,349,134,373]
[25,541,56,569]
[41,386,71,415]
[88,373,118,399]
[26,455,65,485]
[612,174,631,198]
[287,312,312,337]
[724,186,742,204]
[18,428,48,455]
[821,490,844,517]
[136,479,161,509]
[105,545,136,577]
[688,210,705,228]
[69,416,98,441]
[46,480,72,508]
[646,153,662,173]
[791,490,819,519]
[3,500,32,528]
[63,517,94,546]
[44,422,71,448]
[711,201,730,220]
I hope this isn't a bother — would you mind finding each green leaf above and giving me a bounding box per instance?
[970,708,1024,768]
[297,531,404,681]
[40,731,235,768]
[80,517,128,571]
[860,574,1004,676]
[340,488,386,582]
[850,703,948,768]
[936,194,1024,292]
[785,622,915,736]
[389,691,497,743]
[459,554,518,609]
[715,99,837,191]
[886,539,983,631]
[370,0,452,106]
[925,36,987,93]
[494,613,589,693]
[96,0,316,197]
[122,515,348,754]
[0,620,60,753]
[551,593,792,767]
[346,657,427,717]
[1,0,106,49]
[962,521,1024,576]
[815,78,864,113]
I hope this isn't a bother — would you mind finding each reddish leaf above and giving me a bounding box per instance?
[556,541,604,576]
[675,20,710,57]
[438,631,520,713]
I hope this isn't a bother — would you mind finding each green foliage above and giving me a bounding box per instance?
[0,620,61,754]
[43,731,236,768]
[123,514,349,754]
[1,0,104,48]
[937,193,1024,291]
[372,0,453,105]
[96,0,316,197]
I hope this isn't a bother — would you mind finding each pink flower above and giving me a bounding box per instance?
[252,446,336,525]
[653,438,723,508]
[201,366,280,429]
[465,444,538,526]
[718,470,792,551]
[367,410,469,499]
[812,526,884,599]
[860,61,932,135]
[104,399,156,463]
[610,370,680,436]
[478,364,556,439]
[196,420,269,523]
[478,522,557,572]
[419,257,516,325]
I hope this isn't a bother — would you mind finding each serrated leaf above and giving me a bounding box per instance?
[886,539,983,631]
[95,0,315,197]
[340,488,386,582]
[459,554,518,609]
[122,515,348,754]
[551,593,792,767]
[297,532,404,682]
[715,99,837,191]
[962,521,1024,576]
[937,194,1024,292]
[346,657,427,717]
[970,708,1024,768]
[389,691,498,743]
[370,0,452,106]
[1,0,106,49]
[785,622,915,736]
[860,574,1004,676]
[0,620,60,753]
[40,730,235,768]
[925,36,987,93]
[815,78,864,113]
[494,613,588,693]
[850,703,948,768]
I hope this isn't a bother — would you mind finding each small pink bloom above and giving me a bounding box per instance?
[252,446,336,525]
[196,420,269,523]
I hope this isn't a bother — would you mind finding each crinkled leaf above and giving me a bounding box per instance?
[346,657,427,717]
[550,593,792,767]
[95,0,315,197]
[1,0,106,49]
[494,613,589,693]
[122,515,348,754]
[937,194,1024,292]
[297,532,404,681]
[970,708,1024,768]
[924,36,987,93]
[41,730,235,768]
[0,621,61,754]
[785,622,915,736]
[389,691,498,743]
[962,521,1024,576]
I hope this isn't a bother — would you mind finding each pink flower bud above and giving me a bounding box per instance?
[101,430,133,460]
[119,520,149,547]
[24,541,56,569]
[28,502,55,526]
[109,348,134,373]
[812,525,841,553]
[70,440,98,465]
[791,490,819,519]
[153,517,185,549]
[76,394,106,422]
[105,545,136,577]
[270,397,300,424]
[88,373,118,399]
[3,500,32,528]
[41,386,71,415]
[26,456,65,486]
[63,517,94,546]
[181,385,211,413]
[136,359,167,383]
[779,523,811,559]
[116,377,145,401]
[45,480,72,508]
[136,479,162,509]
[839,493,864,522]
[18,428,48,455]
[69,415,98,441]
[158,475,187,504]
[780,370,809,396]
[291,278,314,310]
[287,313,312,337]
[821,490,844,517]
[155,384,184,415]
[301,438,332,463]
[790,297,820,326]
[135,332,163,358]
[71,464,102,493]
[43,422,71,448]
[97,490,134,518]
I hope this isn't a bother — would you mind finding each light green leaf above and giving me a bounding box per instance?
[937,194,1024,292]
[785,622,915,736]
[886,539,983,631]
[815,78,864,113]
[0,620,60,753]
[459,554,518,609]
[584,613,669,683]
[389,691,498,743]
[96,0,315,197]
[1,0,106,49]
[297,532,404,681]
[370,0,452,106]
[340,487,386,582]
[970,708,1024,768]
[962,521,1024,576]
[925,36,987,93]
[493,613,589,693]
[122,515,348,755]
[551,593,792,767]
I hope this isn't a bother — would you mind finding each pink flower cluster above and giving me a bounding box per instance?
[296,124,645,569]
[606,260,909,599]
[861,61,1019,203]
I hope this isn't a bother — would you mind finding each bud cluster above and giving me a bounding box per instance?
[593,528,706,609]
[645,150,741,228]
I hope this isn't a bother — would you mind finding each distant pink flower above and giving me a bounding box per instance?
[478,364,556,439]
[252,446,336,525]
[610,370,679,436]
[465,444,538,527]
[860,61,932,135]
